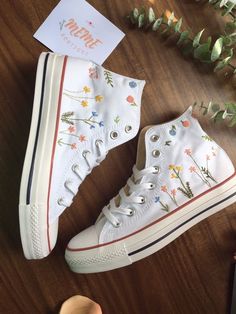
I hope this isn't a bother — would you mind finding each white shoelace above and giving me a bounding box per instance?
[58,139,107,207]
[102,165,160,227]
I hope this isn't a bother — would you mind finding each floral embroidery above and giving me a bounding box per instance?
[154,196,169,212]
[185,148,217,187]
[104,70,114,87]
[58,126,87,147]
[202,135,213,141]
[169,125,176,136]
[169,164,194,199]
[126,95,137,106]
[61,111,104,129]
[161,185,178,206]
[63,87,104,107]
[114,115,120,124]
[89,67,98,79]
[57,138,77,150]
[129,81,137,88]
[181,120,190,127]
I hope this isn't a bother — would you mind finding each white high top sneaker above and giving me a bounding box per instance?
[65,107,236,273]
[19,52,145,259]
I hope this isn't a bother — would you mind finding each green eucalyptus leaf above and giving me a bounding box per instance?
[211,38,223,62]
[152,18,163,31]
[138,13,145,28]
[167,12,175,26]
[174,17,182,32]
[148,7,156,23]
[220,0,229,7]
[177,30,189,46]
[194,43,211,62]
[133,8,139,19]
[193,29,205,48]
[225,103,236,113]
[214,56,231,71]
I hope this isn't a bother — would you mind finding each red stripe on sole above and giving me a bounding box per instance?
[47,56,68,252]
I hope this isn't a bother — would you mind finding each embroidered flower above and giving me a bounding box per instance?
[89,67,98,79]
[189,166,196,173]
[95,95,103,102]
[169,164,175,170]
[99,121,104,127]
[83,86,91,93]
[68,126,75,133]
[92,111,98,117]
[181,120,190,128]
[71,143,77,150]
[81,100,88,107]
[90,125,95,129]
[175,166,183,172]
[171,173,178,179]
[79,135,86,142]
[169,125,176,136]
[129,81,137,88]
[184,148,192,156]
[161,185,168,192]
[171,189,177,197]
[126,95,137,106]
[155,196,160,203]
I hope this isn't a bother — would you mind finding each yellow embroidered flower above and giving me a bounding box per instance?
[81,100,88,107]
[175,166,183,172]
[169,164,175,170]
[95,95,103,102]
[171,173,177,179]
[83,86,91,93]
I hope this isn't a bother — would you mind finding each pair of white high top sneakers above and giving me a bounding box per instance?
[19,52,236,273]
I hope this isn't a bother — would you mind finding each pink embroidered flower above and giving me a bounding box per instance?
[79,135,86,142]
[184,148,192,156]
[171,189,177,196]
[206,154,210,160]
[161,185,168,192]
[126,95,134,103]
[68,126,75,133]
[189,166,196,173]
[71,143,77,150]
[89,67,98,79]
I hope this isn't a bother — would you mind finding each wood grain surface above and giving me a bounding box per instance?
[0,0,236,313]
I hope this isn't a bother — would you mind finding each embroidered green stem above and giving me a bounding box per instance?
[189,155,211,186]
[173,169,194,198]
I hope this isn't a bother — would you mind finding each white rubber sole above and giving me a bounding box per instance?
[65,173,236,273]
[19,52,66,259]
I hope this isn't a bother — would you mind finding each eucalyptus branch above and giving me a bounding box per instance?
[193,101,236,126]
[197,0,236,20]
[127,7,236,73]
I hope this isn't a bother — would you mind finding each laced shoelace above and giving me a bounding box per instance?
[102,165,160,227]
[58,139,107,207]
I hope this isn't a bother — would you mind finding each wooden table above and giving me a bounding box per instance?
[0,1,236,313]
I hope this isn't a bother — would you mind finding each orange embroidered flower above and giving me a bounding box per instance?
[189,166,196,173]
[171,173,177,179]
[161,185,168,192]
[95,95,103,102]
[83,86,91,93]
[126,95,135,103]
[71,143,77,150]
[68,126,75,133]
[81,100,88,107]
[171,189,177,196]
[184,148,192,156]
[169,164,175,170]
[79,135,86,142]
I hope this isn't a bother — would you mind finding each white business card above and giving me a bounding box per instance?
[34,0,125,64]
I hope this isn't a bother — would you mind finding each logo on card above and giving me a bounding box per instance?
[59,18,103,56]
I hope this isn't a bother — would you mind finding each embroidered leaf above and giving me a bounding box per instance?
[114,116,120,124]
[104,70,114,87]
[202,135,213,141]
[61,112,74,125]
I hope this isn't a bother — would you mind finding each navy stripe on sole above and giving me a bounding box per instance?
[128,191,236,256]
[26,53,49,204]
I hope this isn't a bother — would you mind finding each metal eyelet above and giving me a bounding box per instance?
[128,209,135,216]
[125,125,132,133]
[95,139,103,147]
[114,221,122,228]
[150,134,159,142]
[139,196,146,204]
[149,183,156,190]
[82,150,90,158]
[152,150,161,158]
[110,131,119,140]
[153,166,160,174]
